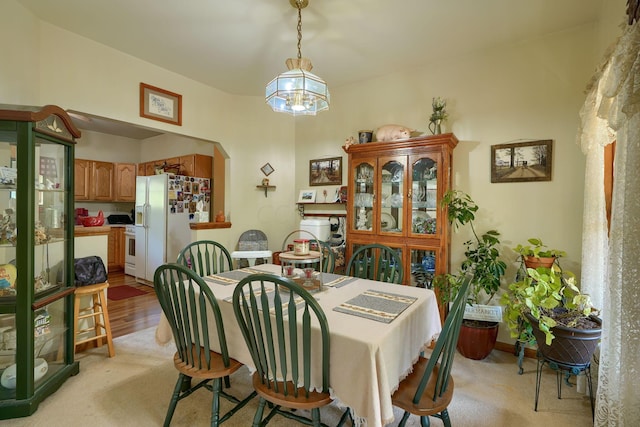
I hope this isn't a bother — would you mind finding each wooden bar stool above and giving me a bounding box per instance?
[73,282,115,357]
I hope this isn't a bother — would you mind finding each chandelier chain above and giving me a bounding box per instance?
[296,2,303,60]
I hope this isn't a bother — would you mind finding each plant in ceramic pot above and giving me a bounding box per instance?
[513,238,566,269]
[500,264,601,368]
[434,190,507,360]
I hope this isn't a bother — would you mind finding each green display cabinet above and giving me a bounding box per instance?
[0,105,80,419]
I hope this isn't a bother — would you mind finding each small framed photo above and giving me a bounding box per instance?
[261,162,274,176]
[140,82,182,125]
[298,189,317,204]
[491,140,553,183]
[309,156,342,186]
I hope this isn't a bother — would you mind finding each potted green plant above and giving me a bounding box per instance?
[500,263,601,367]
[513,237,566,269]
[434,190,507,360]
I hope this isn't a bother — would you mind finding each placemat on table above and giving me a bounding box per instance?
[203,267,270,286]
[333,289,417,323]
[321,273,357,288]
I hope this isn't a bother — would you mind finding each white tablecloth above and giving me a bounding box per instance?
[155,264,441,427]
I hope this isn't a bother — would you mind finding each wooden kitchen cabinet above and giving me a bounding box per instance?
[107,226,125,271]
[137,154,212,178]
[74,159,111,201]
[180,154,212,178]
[75,160,135,202]
[91,161,114,200]
[74,158,91,200]
[114,162,136,201]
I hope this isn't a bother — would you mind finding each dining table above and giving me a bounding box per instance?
[155,263,442,427]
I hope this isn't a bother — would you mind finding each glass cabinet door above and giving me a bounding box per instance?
[379,157,405,234]
[0,136,17,300]
[409,248,437,288]
[352,159,375,232]
[409,153,440,237]
[34,136,69,296]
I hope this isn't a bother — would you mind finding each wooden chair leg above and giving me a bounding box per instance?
[164,374,187,427]
[252,398,267,427]
[92,292,103,348]
[398,411,411,427]
[99,287,115,357]
[73,293,81,354]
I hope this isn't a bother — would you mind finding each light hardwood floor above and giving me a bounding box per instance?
[105,270,161,339]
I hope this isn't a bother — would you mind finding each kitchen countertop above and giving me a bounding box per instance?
[74,225,111,236]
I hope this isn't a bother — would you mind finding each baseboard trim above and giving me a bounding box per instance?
[494,341,537,359]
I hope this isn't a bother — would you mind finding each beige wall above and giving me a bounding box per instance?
[0,1,626,294]
[0,1,299,252]
[296,24,599,278]
[0,1,40,104]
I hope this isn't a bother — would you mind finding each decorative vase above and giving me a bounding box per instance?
[428,120,442,135]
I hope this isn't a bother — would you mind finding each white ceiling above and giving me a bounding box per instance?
[16,0,604,137]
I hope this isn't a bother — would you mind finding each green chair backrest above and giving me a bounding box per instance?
[346,243,403,284]
[312,240,336,274]
[232,274,331,396]
[412,275,471,403]
[154,263,233,370]
[177,240,233,276]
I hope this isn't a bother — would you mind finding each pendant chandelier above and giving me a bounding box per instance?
[265,0,330,116]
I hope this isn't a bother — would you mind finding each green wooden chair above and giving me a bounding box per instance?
[312,240,336,274]
[390,275,472,427]
[346,243,403,284]
[153,263,256,427]
[232,273,351,427]
[177,240,234,276]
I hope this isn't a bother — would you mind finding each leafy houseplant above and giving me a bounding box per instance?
[513,238,566,269]
[435,190,506,305]
[434,190,507,360]
[500,263,601,367]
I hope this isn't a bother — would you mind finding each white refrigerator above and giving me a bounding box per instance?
[134,173,210,284]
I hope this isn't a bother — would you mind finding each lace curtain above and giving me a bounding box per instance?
[577,21,640,425]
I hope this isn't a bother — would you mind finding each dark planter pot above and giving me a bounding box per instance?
[456,320,499,360]
[525,312,602,367]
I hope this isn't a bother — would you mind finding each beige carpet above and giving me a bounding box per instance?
[3,327,594,426]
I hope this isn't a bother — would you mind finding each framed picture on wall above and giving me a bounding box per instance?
[297,189,316,203]
[140,82,182,125]
[309,156,342,186]
[490,140,553,183]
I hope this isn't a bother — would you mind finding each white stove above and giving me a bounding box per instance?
[124,225,136,276]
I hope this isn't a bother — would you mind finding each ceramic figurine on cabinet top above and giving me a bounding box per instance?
[375,124,414,142]
[344,136,356,149]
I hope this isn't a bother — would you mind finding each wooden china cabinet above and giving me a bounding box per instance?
[343,134,458,320]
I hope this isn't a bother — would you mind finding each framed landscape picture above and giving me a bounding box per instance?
[297,189,316,203]
[491,140,553,183]
[309,157,342,186]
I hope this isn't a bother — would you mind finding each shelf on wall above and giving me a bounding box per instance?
[256,185,276,197]
[296,202,346,218]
